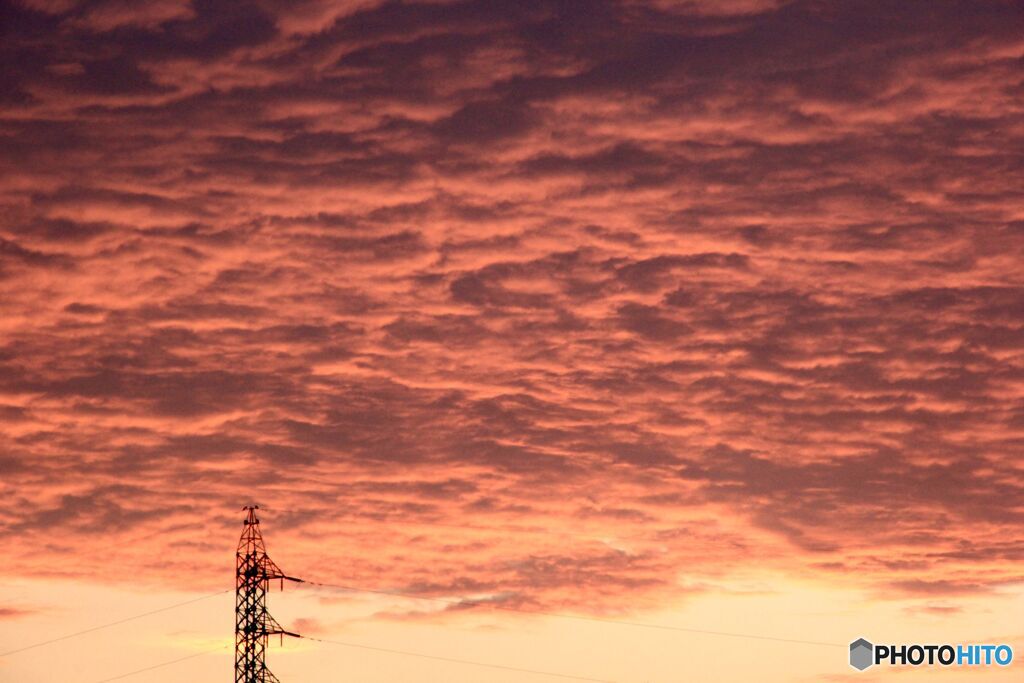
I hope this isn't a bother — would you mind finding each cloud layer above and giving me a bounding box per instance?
[1,0,1023,615]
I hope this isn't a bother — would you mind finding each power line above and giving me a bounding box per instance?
[88,644,229,683]
[0,588,231,658]
[300,580,841,648]
[305,636,619,682]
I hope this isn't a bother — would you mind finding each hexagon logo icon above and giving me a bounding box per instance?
[850,638,874,671]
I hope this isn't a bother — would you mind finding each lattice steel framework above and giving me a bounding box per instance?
[235,506,302,683]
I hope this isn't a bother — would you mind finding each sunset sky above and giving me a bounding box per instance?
[1,1,1023,681]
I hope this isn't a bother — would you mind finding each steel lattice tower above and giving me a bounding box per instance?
[235,506,302,683]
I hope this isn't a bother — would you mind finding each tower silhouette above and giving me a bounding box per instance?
[235,506,302,683]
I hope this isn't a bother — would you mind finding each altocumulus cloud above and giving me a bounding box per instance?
[0,0,1022,612]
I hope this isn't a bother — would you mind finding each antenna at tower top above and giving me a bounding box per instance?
[242,505,260,526]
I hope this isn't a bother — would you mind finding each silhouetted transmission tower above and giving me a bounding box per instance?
[235,506,302,683]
